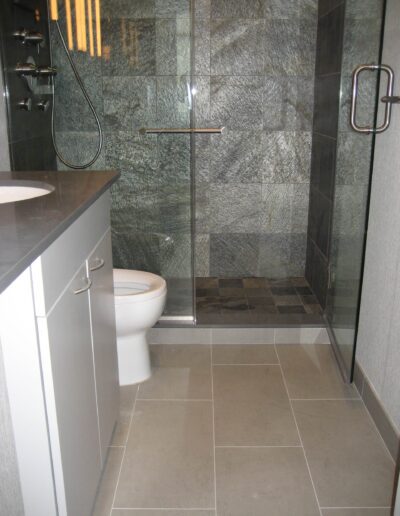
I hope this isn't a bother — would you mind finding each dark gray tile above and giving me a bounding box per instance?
[264,19,316,77]
[159,184,192,233]
[105,132,158,187]
[263,131,312,183]
[261,184,309,234]
[103,77,156,131]
[55,131,105,171]
[194,134,211,182]
[155,0,190,18]
[193,76,211,127]
[308,185,332,258]
[195,183,211,233]
[318,0,345,17]
[210,76,263,130]
[305,238,329,308]
[258,233,307,278]
[342,18,382,76]
[277,305,306,314]
[218,278,243,288]
[101,18,156,76]
[315,4,345,75]
[336,132,372,186]
[211,0,263,18]
[156,76,191,128]
[157,135,191,184]
[208,184,262,233]
[101,0,156,18]
[210,131,264,183]
[264,0,298,18]
[210,234,260,277]
[313,73,341,138]
[310,133,335,201]
[195,234,210,277]
[160,232,192,279]
[194,18,211,75]
[156,18,191,75]
[345,0,383,19]
[195,0,211,18]
[211,19,264,75]
[51,39,103,132]
[263,76,314,131]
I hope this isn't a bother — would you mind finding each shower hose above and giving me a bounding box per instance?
[49,20,103,170]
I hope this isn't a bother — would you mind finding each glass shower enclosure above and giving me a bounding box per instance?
[325,0,387,380]
[51,0,197,322]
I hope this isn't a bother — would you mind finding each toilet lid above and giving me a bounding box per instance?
[113,269,167,304]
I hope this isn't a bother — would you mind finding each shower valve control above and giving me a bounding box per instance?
[36,65,57,77]
[17,98,32,111]
[36,99,50,112]
[13,29,44,45]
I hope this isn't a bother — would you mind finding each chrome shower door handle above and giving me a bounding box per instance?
[350,64,395,134]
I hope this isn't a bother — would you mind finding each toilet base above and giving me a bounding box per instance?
[117,332,151,386]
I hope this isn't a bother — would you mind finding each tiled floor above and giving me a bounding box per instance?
[196,277,324,325]
[93,343,395,516]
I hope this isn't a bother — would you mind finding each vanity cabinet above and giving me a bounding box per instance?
[0,191,119,516]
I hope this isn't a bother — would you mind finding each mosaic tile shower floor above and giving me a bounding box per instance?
[196,277,324,326]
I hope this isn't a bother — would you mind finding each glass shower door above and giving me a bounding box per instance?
[51,0,196,320]
[106,1,195,321]
[326,0,386,379]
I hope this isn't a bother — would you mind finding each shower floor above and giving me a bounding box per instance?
[196,276,324,326]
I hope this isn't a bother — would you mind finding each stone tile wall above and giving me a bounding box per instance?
[194,0,318,277]
[52,0,318,281]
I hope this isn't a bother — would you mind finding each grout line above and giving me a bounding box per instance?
[135,398,213,402]
[210,344,218,515]
[109,383,141,516]
[290,398,361,401]
[274,341,323,516]
[112,508,217,511]
[212,362,279,366]
[320,507,392,510]
[215,445,303,448]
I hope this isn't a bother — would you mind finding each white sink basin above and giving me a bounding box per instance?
[0,180,55,204]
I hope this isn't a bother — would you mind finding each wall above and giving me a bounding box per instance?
[52,0,317,280]
[194,0,317,277]
[0,41,25,516]
[306,0,345,307]
[356,0,400,435]
[0,0,55,171]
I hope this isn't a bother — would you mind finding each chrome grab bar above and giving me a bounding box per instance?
[139,127,225,135]
[350,64,394,134]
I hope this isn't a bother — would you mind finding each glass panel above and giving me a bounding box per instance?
[326,0,386,379]
[50,0,194,319]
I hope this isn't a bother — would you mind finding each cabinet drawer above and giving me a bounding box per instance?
[31,192,110,316]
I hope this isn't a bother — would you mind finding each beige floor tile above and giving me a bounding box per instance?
[215,447,320,516]
[213,365,287,401]
[212,344,278,364]
[138,345,212,400]
[293,400,395,508]
[213,364,298,445]
[321,510,391,515]
[92,447,124,516]
[277,344,359,399]
[114,401,214,509]
[111,385,139,446]
[111,511,215,515]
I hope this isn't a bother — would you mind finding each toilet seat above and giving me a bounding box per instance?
[113,269,167,304]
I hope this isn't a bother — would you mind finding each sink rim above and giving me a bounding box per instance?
[0,179,55,204]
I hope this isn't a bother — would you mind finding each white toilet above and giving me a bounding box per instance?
[113,269,167,386]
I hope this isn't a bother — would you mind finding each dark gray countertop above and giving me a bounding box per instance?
[0,170,119,294]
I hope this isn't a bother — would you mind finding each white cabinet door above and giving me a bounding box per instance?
[37,263,102,516]
[88,229,119,463]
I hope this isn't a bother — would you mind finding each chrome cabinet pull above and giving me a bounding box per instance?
[89,257,105,272]
[350,64,395,134]
[73,277,92,295]
[139,127,225,135]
